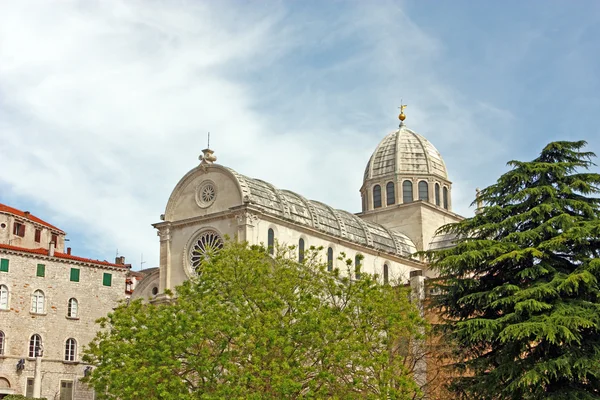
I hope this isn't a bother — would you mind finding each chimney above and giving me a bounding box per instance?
[24,211,31,218]
[115,256,125,265]
[67,247,72,255]
[49,242,55,257]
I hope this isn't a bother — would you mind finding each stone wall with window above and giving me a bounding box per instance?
[0,248,128,399]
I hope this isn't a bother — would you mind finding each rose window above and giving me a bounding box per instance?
[189,230,224,271]
[195,181,217,208]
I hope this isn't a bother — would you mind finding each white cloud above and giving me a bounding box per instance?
[0,0,524,267]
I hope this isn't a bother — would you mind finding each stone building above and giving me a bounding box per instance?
[0,204,130,399]
[138,113,462,304]
[134,113,462,394]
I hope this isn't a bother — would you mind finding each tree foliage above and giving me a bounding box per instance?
[426,141,600,399]
[84,241,425,399]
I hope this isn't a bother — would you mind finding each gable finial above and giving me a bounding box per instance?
[199,131,217,164]
[398,100,407,127]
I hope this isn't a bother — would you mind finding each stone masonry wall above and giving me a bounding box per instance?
[0,249,128,398]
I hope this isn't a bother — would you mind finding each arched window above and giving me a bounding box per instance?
[298,238,305,263]
[402,181,413,203]
[435,183,441,206]
[418,181,429,201]
[29,334,42,358]
[386,182,395,205]
[383,264,389,285]
[0,331,5,355]
[354,255,362,279]
[443,187,449,209]
[65,338,77,362]
[373,185,382,208]
[31,290,44,314]
[267,228,275,255]
[67,298,78,318]
[327,247,333,272]
[0,284,8,310]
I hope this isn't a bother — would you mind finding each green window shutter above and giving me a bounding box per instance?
[0,259,8,272]
[37,264,45,277]
[70,268,80,282]
[103,273,112,287]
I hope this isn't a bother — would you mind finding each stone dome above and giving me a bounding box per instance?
[364,125,447,182]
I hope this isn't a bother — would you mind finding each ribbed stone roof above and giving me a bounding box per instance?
[226,168,417,258]
[364,125,447,181]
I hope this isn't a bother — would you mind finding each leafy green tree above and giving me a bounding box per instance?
[84,242,425,399]
[426,141,600,399]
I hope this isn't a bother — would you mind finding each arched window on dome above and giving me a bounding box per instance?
[402,181,413,203]
[418,181,429,201]
[327,247,333,272]
[267,228,275,255]
[298,238,305,263]
[435,183,441,206]
[386,182,395,206]
[373,185,382,208]
[443,187,449,209]
[383,264,389,285]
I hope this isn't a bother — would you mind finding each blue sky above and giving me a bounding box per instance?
[1,0,599,269]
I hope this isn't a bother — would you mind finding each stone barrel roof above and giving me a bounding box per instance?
[227,168,417,258]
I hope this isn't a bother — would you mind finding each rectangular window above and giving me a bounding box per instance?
[60,380,74,400]
[34,229,41,243]
[0,258,8,272]
[70,268,80,282]
[103,272,112,287]
[37,264,45,277]
[26,378,34,397]
[51,234,58,245]
[13,222,25,237]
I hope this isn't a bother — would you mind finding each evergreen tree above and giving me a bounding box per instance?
[426,141,600,399]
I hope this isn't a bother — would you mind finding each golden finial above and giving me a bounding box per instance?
[398,101,407,124]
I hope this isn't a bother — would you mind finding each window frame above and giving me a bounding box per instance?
[0,284,8,310]
[103,272,112,287]
[298,238,305,263]
[0,258,8,273]
[70,268,80,282]
[60,380,74,400]
[64,338,77,362]
[267,228,275,255]
[373,185,382,208]
[435,183,441,206]
[29,334,42,358]
[327,247,333,272]
[0,330,5,355]
[34,229,41,243]
[418,181,429,201]
[386,182,395,205]
[67,298,78,319]
[31,290,45,314]
[402,180,413,204]
[354,254,362,280]
[13,222,25,237]
[383,263,389,285]
[37,263,45,277]
[443,186,449,209]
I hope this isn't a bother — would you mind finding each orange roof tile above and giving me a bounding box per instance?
[0,203,65,234]
[0,243,128,269]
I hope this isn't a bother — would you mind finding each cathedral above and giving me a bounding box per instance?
[134,109,463,300]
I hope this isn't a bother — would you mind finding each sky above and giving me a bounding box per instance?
[1,0,599,269]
